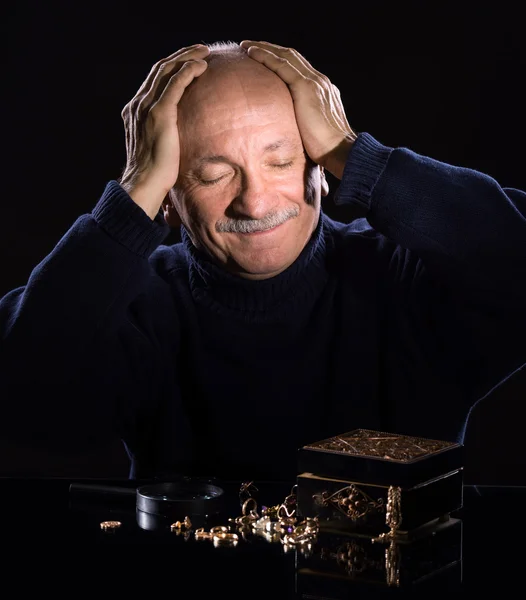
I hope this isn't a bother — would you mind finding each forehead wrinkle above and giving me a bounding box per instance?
[188,102,288,136]
[195,138,301,168]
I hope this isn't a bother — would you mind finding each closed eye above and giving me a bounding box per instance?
[199,162,294,186]
[199,171,232,185]
[200,176,226,186]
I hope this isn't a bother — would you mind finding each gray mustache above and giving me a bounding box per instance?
[216,207,299,234]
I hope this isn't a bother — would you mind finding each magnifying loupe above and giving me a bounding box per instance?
[69,477,226,532]
[136,479,225,531]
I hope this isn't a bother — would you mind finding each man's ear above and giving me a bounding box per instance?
[162,192,182,228]
[320,166,330,197]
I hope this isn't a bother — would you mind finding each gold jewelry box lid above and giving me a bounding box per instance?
[298,429,463,487]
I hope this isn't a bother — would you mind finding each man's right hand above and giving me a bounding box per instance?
[119,44,210,219]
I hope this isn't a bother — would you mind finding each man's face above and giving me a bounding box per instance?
[173,55,327,280]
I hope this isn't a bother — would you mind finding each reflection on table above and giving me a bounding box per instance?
[1,478,524,596]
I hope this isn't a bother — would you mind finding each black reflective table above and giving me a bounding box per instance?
[1,477,523,597]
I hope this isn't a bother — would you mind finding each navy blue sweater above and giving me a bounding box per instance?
[1,133,525,481]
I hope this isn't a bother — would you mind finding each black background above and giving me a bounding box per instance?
[3,3,525,483]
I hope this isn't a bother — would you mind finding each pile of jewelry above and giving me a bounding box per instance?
[170,481,319,552]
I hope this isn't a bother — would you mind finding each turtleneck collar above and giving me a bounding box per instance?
[181,213,329,322]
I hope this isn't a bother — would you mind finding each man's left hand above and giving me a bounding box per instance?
[240,40,357,180]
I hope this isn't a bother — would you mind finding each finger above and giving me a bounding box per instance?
[244,46,305,88]
[241,40,320,80]
[153,59,208,113]
[135,44,210,100]
[135,47,210,118]
[241,40,291,52]
[124,45,210,119]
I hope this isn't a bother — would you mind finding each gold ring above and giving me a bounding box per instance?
[100,520,121,530]
[242,497,258,517]
[210,525,229,534]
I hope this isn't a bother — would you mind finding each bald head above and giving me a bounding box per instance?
[181,41,291,107]
[177,45,299,162]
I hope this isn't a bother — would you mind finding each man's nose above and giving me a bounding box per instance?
[230,172,278,220]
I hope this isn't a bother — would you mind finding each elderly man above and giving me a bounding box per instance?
[0,40,525,481]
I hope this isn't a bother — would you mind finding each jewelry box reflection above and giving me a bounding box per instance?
[294,516,463,596]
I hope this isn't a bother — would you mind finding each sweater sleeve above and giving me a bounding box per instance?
[0,181,177,453]
[334,132,526,411]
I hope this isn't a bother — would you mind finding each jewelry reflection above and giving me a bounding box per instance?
[212,532,239,547]
[194,527,213,541]
[318,538,399,585]
[296,517,463,591]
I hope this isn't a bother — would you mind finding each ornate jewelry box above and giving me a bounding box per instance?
[296,429,464,539]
